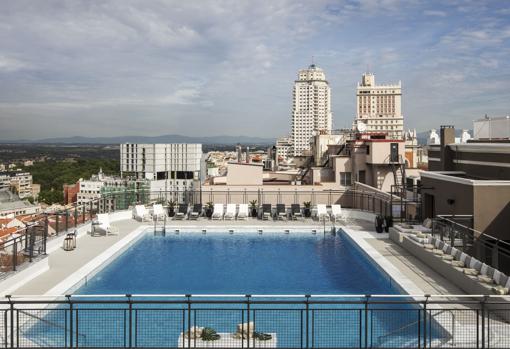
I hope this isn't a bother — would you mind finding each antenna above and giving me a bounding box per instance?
[311,55,315,65]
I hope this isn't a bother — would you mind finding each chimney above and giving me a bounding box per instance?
[440,125,455,171]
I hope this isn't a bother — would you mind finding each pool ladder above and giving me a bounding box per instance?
[153,215,167,236]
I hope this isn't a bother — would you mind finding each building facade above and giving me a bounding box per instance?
[120,143,203,196]
[422,125,510,240]
[0,172,34,199]
[354,73,403,139]
[275,136,292,162]
[291,64,332,156]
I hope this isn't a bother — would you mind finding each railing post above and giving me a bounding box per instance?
[186,294,192,349]
[364,295,370,348]
[67,295,73,349]
[74,207,78,228]
[43,214,48,255]
[127,294,133,349]
[423,295,429,349]
[246,295,251,349]
[56,212,59,236]
[305,295,310,349]
[481,296,487,349]
[65,210,69,233]
[7,295,14,349]
[12,237,17,272]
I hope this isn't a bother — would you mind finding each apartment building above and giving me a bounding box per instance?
[120,143,203,195]
[0,171,34,199]
[291,64,332,156]
[354,73,403,139]
[76,170,150,210]
[275,136,292,162]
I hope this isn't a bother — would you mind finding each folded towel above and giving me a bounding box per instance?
[432,249,444,255]
[442,255,454,261]
[463,268,479,276]
[423,244,434,250]
[451,261,464,267]
[492,286,509,295]
[478,275,493,284]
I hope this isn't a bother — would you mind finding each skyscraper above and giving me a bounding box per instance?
[291,64,332,156]
[354,73,403,139]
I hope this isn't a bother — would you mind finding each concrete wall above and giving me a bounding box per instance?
[226,163,263,186]
[474,185,510,240]
[420,176,474,218]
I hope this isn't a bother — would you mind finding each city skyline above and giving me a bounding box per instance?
[0,0,509,140]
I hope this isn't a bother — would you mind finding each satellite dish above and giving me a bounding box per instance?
[357,122,367,132]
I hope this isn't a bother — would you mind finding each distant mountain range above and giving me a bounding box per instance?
[3,134,276,145]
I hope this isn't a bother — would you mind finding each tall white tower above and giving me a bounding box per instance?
[354,72,403,139]
[291,64,332,156]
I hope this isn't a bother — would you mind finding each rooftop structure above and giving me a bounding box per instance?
[423,125,510,240]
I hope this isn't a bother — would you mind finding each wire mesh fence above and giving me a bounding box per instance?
[0,295,509,348]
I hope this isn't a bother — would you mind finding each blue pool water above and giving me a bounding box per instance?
[78,230,400,294]
[24,231,448,348]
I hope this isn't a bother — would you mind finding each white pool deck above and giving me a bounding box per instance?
[5,212,464,298]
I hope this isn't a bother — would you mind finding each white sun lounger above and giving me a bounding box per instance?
[331,204,342,222]
[317,204,328,221]
[152,204,166,221]
[133,205,150,222]
[224,204,236,220]
[93,214,118,236]
[212,204,224,220]
[237,204,249,220]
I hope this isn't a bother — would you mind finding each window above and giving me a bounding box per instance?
[339,172,352,186]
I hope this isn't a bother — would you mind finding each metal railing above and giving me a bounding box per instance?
[432,215,510,274]
[1,294,509,348]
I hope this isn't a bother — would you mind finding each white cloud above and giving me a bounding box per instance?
[0,56,28,72]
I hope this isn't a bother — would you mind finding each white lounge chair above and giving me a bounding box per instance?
[152,204,166,221]
[212,204,224,220]
[317,204,328,221]
[133,205,150,222]
[331,204,342,222]
[93,214,118,236]
[237,204,248,220]
[224,204,236,220]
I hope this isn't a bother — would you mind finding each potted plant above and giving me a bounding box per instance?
[303,201,312,218]
[384,215,393,232]
[205,202,214,218]
[375,215,385,234]
[249,200,258,218]
[167,200,176,217]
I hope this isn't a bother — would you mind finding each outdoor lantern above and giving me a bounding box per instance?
[63,236,74,251]
[68,230,77,249]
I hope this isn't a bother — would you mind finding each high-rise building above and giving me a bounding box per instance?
[291,64,332,156]
[354,73,403,139]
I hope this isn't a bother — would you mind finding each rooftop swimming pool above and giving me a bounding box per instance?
[78,230,400,295]
[23,230,449,348]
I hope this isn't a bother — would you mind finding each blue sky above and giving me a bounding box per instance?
[0,0,509,140]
